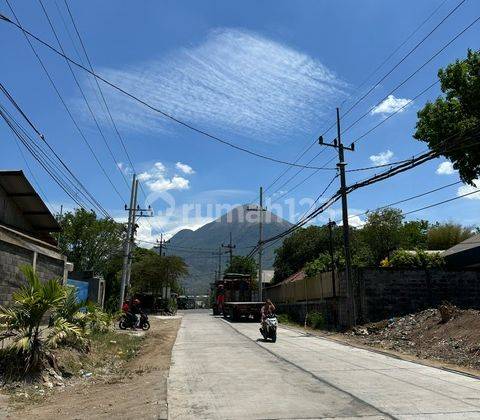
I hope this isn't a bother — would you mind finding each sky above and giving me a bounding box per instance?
[1,0,479,246]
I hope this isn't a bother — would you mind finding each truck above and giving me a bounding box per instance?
[211,273,263,321]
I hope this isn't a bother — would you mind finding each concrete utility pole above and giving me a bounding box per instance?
[222,232,236,267]
[156,233,169,257]
[119,176,153,309]
[327,219,336,297]
[119,174,137,309]
[218,246,222,280]
[319,107,355,324]
[247,187,266,302]
[125,178,139,287]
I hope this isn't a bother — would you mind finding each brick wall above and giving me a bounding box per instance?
[0,241,34,307]
[0,240,66,307]
[35,253,64,283]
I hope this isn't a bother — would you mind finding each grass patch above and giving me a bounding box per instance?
[306,311,325,329]
[56,330,143,377]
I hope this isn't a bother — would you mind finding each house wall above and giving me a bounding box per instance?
[0,228,67,307]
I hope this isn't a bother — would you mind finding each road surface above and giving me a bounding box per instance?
[168,311,480,419]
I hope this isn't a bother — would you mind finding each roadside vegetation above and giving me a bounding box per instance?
[0,265,130,384]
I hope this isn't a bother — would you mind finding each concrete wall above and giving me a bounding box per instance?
[267,267,480,329]
[0,228,67,307]
[0,241,34,307]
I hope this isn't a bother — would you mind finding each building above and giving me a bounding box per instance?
[0,170,71,307]
[442,233,480,268]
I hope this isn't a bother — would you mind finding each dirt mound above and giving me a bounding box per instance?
[348,307,480,371]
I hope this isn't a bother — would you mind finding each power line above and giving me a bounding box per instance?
[36,0,130,192]
[62,0,138,179]
[0,82,111,217]
[0,13,336,171]
[3,0,126,204]
[256,0,452,205]
[350,0,450,95]
[341,0,466,123]
[340,13,480,138]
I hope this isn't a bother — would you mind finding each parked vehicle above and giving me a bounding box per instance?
[260,314,278,342]
[211,273,263,321]
[119,312,151,330]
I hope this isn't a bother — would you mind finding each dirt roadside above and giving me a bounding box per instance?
[4,316,181,420]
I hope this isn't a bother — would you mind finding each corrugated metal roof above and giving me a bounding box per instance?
[442,233,480,257]
[0,170,60,232]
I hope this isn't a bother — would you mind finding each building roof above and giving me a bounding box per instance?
[280,269,306,285]
[0,171,60,233]
[442,233,480,268]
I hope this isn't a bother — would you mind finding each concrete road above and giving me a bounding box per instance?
[167,311,480,419]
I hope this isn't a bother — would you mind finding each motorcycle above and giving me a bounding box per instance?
[119,312,150,331]
[260,314,278,342]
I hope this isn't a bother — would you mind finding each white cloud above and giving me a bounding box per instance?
[175,162,195,175]
[369,150,394,166]
[457,180,480,200]
[138,161,190,193]
[370,95,411,115]
[436,161,455,175]
[76,28,347,140]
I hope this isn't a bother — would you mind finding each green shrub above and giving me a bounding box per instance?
[306,311,324,329]
[386,249,445,269]
[277,313,291,324]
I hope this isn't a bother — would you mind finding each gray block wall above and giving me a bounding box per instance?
[0,240,65,307]
[0,241,34,307]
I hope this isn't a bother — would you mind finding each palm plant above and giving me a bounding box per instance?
[0,266,82,373]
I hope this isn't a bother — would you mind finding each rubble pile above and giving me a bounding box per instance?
[347,306,480,371]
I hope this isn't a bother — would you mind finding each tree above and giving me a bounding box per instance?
[399,220,429,250]
[224,255,258,278]
[360,208,404,265]
[273,225,341,282]
[55,209,124,275]
[414,49,480,185]
[426,222,474,250]
[130,249,187,300]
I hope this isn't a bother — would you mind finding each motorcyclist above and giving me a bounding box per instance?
[122,300,137,329]
[260,299,276,331]
[131,298,144,326]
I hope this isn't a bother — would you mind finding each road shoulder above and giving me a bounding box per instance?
[5,316,181,420]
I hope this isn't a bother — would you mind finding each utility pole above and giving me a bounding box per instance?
[327,219,336,297]
[222,232,236,267]
[155,233,169,257]
[119,175,153,309]
[125,178,139,287]
[319,107,355,324]
[218,246,222,280]
[247,187,266,302]
[119,174,137,309]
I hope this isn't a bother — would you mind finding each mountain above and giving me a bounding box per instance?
[166,205,293,294]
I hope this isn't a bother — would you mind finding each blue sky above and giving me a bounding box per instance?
[1,0,479,244]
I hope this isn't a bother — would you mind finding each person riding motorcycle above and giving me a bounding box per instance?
[131,298,144,326]
[122,300,137,329]
[260,299,276,330]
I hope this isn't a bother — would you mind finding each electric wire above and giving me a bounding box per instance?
[3,0,126,204]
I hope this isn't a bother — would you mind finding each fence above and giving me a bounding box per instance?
[266,267,480,329]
